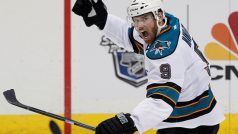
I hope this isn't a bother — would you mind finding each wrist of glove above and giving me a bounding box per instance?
[72,0,108,30]
[96,113,137,134]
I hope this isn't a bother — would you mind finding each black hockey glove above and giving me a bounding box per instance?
[72,0,108,30]
[96,113,137,134]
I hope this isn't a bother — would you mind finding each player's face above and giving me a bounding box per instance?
[133,12,158,44]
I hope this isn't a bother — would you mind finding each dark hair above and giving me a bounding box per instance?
[158,9,163,13]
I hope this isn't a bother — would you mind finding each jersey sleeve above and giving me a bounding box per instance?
[131,61,185,133]
[128,27,144,55]
[103,14,144,54]
[131,55,185,133]
[130,98,174,133]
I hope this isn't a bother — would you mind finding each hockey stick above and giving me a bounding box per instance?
[3,89,96,131]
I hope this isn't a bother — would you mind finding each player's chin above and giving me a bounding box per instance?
[143,36,153,44]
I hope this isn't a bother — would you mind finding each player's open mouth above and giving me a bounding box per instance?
[141,31,149,39]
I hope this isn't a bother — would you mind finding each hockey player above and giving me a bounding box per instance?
[72,0,225,133]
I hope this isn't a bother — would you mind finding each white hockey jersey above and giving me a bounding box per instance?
[103,13,225,134]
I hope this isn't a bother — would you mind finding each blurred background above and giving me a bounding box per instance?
[0,0,237,133]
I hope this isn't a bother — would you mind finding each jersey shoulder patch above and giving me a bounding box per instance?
[146,14,181,60]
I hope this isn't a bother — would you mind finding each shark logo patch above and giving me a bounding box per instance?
[150,40,171,55]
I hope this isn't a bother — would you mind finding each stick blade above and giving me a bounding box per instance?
[3,89,19,104]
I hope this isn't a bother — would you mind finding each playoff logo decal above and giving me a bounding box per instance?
[100,35,147,87]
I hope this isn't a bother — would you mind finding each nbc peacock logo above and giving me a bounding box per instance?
[204,11,238,80]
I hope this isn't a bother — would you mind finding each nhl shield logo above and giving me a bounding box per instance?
[100,35,147,87]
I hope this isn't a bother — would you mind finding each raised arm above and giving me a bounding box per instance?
[72,0,134,52]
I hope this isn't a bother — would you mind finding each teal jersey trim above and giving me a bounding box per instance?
[147,87,180,105]
[146,13,180,60]
[146,82,181,108]
[163,88,217,122]
[170,89,214,117]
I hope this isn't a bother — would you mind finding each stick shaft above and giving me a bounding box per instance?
[16,103,95,130]
[3,89,95,131]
